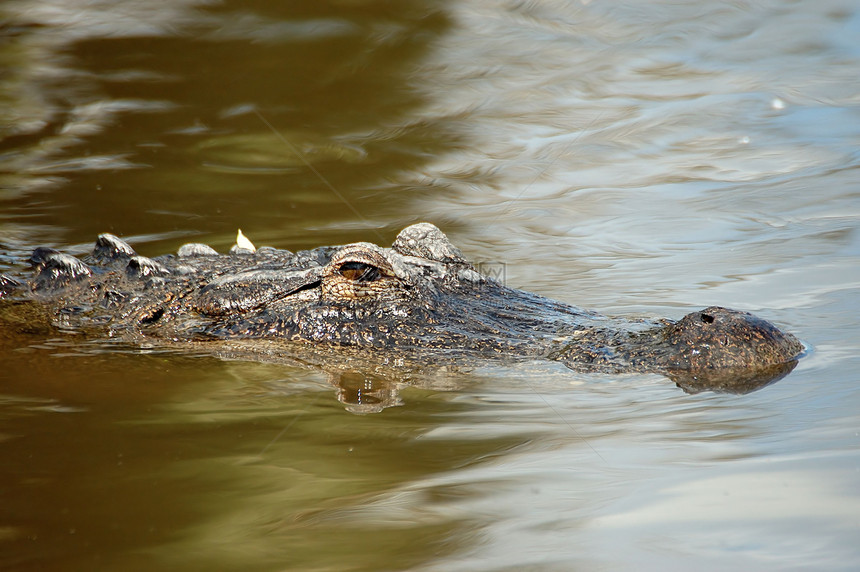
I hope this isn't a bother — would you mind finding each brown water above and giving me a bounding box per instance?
[1,0,859,570]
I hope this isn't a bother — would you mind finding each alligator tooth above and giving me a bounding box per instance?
[236,229,256,252]
[230,229,257,254]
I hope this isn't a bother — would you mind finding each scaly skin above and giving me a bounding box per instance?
[0,223,803,394]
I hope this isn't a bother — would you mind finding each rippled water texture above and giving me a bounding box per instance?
[1,0,859,570]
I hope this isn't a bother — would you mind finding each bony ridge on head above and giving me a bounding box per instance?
[392,222,467,264]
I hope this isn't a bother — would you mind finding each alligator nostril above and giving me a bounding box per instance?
[701,313,715,324]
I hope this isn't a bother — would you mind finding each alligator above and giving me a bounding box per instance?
[0,223,803,400]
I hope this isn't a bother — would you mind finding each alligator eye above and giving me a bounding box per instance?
[338,261,381,282]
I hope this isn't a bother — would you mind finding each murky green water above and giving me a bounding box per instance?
[2,0,859,570]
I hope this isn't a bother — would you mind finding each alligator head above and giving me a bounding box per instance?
[181,223,803,392]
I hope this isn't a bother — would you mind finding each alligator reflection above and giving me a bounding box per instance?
[336,371,401,414]
[211,342,470,414]
[666,361,798,395]
[190,296,804,406]
[327,358,800,412]
[211,343,801,413]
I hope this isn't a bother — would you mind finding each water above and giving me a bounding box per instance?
[1,0,859,570]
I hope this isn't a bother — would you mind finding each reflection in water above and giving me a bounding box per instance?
[667,360,798,395]
[210,341,802,412]
[335,370,403,414]
[1,0,859,570]
[325,358,802,411]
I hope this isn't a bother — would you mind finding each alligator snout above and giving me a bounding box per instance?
[663,306,803,369]
[644,306,804,393]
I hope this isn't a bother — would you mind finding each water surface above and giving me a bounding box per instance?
[1,0,859,570]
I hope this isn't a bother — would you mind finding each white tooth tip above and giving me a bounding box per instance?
[236,229,256,252]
